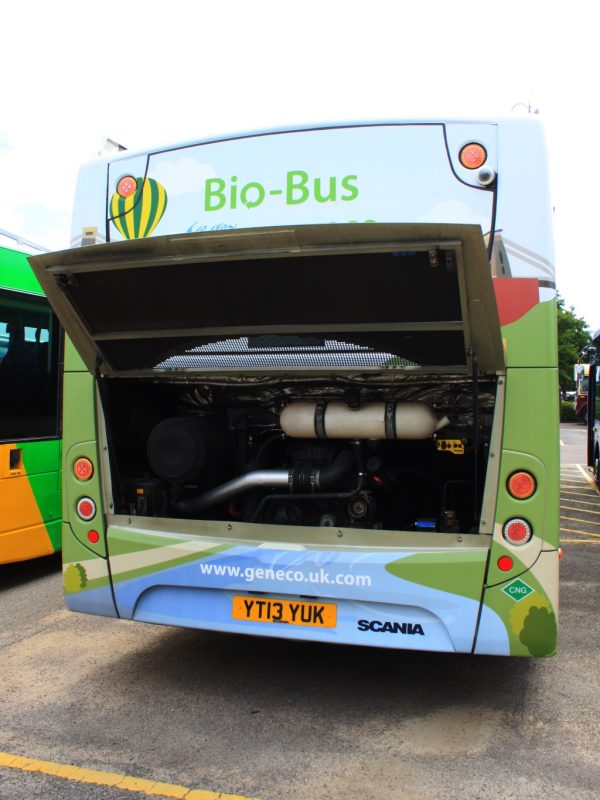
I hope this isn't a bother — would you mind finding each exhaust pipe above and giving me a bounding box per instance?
[174,449,355,514]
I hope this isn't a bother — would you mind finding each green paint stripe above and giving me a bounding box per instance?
[110,544,231,585]
[153,183,167,233]
[108,534,192,557]
[142,180,157,237]
[132,180,144,238]
[110,194,128,239]
[124,193,136,239]
[64,574,110,594]
[19,439,61,540]
[385,550,487,600]
[0,750,260,799]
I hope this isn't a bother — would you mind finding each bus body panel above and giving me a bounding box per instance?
[476,550,558,656]
[93,521,491,653]
[62,521,117,617]
[68,119,556,371]
[103,124,495,239]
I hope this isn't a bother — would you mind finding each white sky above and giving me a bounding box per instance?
[1,0,598,329]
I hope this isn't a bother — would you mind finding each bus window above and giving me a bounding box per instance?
[0,293,61,441]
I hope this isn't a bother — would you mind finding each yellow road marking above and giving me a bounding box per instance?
[576,463,600,495]
[0,751,260,800]
[560,505,600,516]
[559,514,600,527]
[560,538,600,544]
[560,527,600,539]
[559,493,600,506]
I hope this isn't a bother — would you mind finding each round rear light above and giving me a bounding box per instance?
[76,497,96,522]
[497,555,513,571]
[73,457,94,481]
[117,175,137,198]
[502,517,532,546]
[87,530,100,544]
[507,471,536,500]
[459,142,487,170]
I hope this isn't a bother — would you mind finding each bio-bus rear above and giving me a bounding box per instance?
[31,118,559,655]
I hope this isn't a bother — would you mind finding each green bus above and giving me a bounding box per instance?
[31,117,559,655]
[586,329,600,484]
[0,231,62,564]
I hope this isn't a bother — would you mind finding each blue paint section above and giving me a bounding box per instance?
[110,544,484,653]
[66,584,119,617]
[133,586,456,651]
[473,606,510,655]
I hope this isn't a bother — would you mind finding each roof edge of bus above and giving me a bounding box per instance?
[91,116,539,164]
[0,228,50,255]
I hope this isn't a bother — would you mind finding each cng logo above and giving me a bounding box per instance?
[502,577,534,602]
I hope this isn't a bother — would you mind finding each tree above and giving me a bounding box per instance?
[557,295,591,393]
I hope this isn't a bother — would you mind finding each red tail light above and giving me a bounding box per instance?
[497,555,513,571]
[76,497,96,522]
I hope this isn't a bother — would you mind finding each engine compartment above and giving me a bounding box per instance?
[102,374,498,534]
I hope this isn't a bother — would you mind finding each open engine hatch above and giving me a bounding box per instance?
[29,223,504,377]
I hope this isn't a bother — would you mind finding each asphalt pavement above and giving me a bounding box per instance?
[0,424,598,800]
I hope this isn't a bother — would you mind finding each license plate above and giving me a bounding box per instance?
[232,595,337,628]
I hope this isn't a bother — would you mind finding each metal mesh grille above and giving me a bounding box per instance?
[154,335,417,370]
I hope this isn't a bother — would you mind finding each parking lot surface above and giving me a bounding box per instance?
[1,424,598,800]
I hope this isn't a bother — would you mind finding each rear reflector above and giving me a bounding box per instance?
[87,530,100,544]
[74,457,94,481]
[117,175,137,198]
[497,555,513,571]
[507,471,536,499]
[502,517,532,546]
[459,143,487,169]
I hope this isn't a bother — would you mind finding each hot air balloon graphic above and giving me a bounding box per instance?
[110,175,168,239]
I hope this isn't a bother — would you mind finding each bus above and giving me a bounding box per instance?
[0,230,62,564]
[30,118,559,656]
[586,329,600,484]
[573,362,589,423]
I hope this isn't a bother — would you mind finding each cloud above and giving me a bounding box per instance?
[151,157,216,196]
[0,202,69,252]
